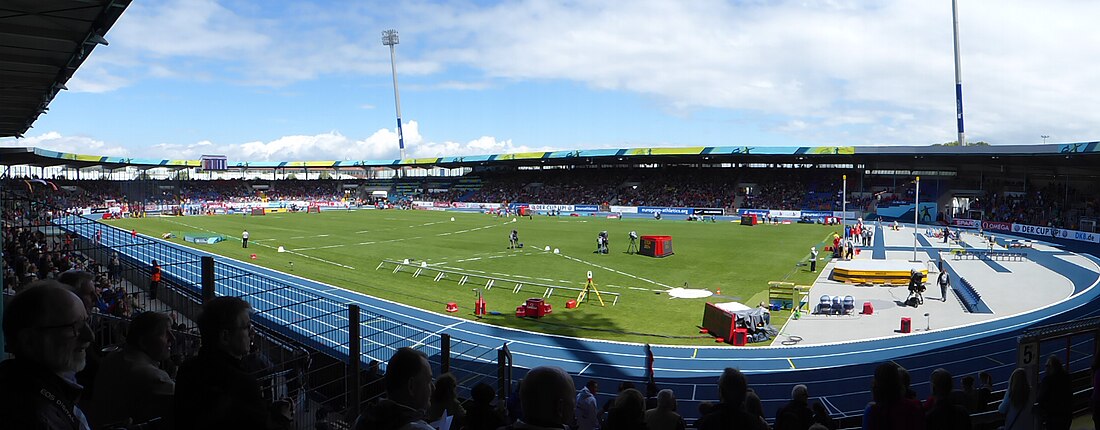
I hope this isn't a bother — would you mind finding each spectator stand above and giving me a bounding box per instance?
[6,186,503,430]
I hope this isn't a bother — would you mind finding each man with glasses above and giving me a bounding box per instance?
[0,280,96,429]
[174,296,293,429]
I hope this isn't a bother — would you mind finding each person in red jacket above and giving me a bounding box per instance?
[149,260,161,301]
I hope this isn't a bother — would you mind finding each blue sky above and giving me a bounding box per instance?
[3,0,1099,161]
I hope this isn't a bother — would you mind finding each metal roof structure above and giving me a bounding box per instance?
[0,0,131,138]
[2,142,1099,178]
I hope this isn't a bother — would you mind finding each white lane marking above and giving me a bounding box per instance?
[160,219,355,269]
[558,253,672,289]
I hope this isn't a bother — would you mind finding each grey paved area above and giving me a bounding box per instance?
[775,226,1089,346]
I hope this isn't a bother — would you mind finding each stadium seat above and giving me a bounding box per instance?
[817,295,832,315]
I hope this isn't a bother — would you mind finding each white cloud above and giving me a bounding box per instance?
[65,0,1100,148]
[0,132,131,156]
[24,122,550,162]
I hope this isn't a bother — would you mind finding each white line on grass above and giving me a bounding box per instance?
[159,219,356,270]
[557,253,672,290]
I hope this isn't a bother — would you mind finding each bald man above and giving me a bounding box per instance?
[508,366,576,429]
[0,281,95,429]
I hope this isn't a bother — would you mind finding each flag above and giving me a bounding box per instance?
[644,343,654,383]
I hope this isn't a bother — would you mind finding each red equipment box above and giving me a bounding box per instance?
[524,298,552,318]
[731,328,748,346]
[900,317,912,333]
[639,235,674,258]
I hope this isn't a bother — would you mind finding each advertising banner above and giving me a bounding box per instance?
[738,209,769,216]
[692,208,724,216]
[1011,224,1053,237]
[639,206,691,215]
[459,202,501,210]
[1052,228,1100,243]
[529,204,575,212]
[574,204,599,212]
[953,218,981,229]
[981,221,1013,232]
[801,210,832,218]
[769,210,801,218]
[832,211,858,219]
[412,201,434,208]
[609,205,638,214]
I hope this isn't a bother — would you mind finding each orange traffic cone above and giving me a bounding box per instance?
[716,288,722,295]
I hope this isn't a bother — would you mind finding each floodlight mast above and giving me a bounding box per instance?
[951,0,965,147]
[382,29,407,162]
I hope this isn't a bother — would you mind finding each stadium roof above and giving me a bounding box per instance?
[0,0,131,138]
[2,142,1099,176]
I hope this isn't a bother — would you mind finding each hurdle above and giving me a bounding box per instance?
[377,259,621,305]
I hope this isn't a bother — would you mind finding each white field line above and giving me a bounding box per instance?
[160,219,356,270]
[293,219,515,252]
[557,252,671,290]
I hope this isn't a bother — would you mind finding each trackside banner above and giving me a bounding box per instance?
[801,210,833,218]
[954,218,1100,244]
[574,204,599,212]
[769,210,801,218]
[452,202,501,210]
[981,221,1013,232]
[609,205,638,213]
[528,204,574,212]
[639,206,691,215]
[952,219,981,228]
[1012,224,1052,236]
[737,209,769,216]
[1053,228,1100,243]
[692,208,724,215]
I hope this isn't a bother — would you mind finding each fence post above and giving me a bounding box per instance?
[347,304,361,422]
[497,343,512,402]
[441,333,451,374]
[201,256,215,303]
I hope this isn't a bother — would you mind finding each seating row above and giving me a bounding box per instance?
[956,276,982,312]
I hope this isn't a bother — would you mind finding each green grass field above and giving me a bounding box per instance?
[108,210,840,345]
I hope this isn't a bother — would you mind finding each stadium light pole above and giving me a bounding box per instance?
[952,0,966,147]
[382,29,407,163]
[913,176,920,262]
[1041,135,1050,144]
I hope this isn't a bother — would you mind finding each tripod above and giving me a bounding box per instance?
[577,277,606,306]
[627,237,638,254]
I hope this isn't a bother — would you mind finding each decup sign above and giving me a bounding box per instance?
[1012,224,1052,236]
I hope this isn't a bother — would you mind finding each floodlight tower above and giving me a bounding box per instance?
[382,29,407,162]
[951,0,966,146]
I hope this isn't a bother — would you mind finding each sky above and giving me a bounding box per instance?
[2,0,1099,162]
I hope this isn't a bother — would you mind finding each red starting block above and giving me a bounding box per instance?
[566,299,577,309]
[445,302,458,313]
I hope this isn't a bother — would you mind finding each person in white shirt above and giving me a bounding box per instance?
[575,380,600,430]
